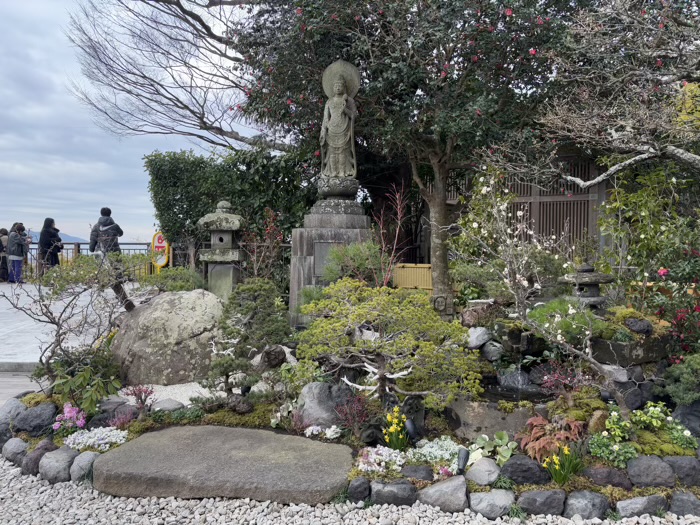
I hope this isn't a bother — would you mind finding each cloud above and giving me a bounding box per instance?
[0,1,196,243]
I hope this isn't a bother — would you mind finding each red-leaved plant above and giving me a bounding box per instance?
[334,395,371,438]
[517,415,584,463]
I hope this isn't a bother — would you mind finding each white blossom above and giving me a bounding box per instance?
[64,427,127,452]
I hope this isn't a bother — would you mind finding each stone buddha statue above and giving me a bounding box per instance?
[318,60,361,199]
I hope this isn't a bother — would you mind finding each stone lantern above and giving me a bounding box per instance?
[558,263,614,309]
[197,201,244,301]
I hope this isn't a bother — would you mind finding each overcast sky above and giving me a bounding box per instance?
[0,2,195,243]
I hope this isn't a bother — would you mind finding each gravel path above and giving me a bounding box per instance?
[2,461,699,525]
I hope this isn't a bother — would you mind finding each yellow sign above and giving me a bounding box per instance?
[151,232,169,269]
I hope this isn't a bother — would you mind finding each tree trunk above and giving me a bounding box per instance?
[427,157,454,311]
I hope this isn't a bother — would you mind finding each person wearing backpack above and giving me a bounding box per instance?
[0,228,8,282]
[8,224,30,284]
[89,207,134,311]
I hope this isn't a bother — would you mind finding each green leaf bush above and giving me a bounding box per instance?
[297,278,483,409]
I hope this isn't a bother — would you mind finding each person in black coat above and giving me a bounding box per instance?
[38,218,63,273]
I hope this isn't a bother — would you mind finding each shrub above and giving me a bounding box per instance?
[517,415,584,462]
[588,433,638,469]
[298,278,483,409]
[663,354,700,407]
[206,278,291,400]
[139,266,206,292]
[335,394,372,438]
[323,241,387,286]
[527,299,610,345]
[279,360,326,398]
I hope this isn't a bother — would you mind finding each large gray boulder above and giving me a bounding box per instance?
[39,446,80,484]
[469,489,514,519]
[663,456,700,486]
[564,491,610,520]
[296,382,353,428]
[401,465,434,481]
[616,495,668,518]
[2,438,28,466]
[21,439,59,476]
[674,401,700,437]
[517,490,567,516]
[481,341,505,362]
[70,451,101,482]
[370,481,417,507]
[111,290,224,385]
[0,398,27,447]
[670,492,700,517]
[500,455,550,485]
[12,403,57,437]
[92,426,352,505]
[627,455,675,487]
[450,400,546,442]
[465,458,500,486]
[417,476,468,513]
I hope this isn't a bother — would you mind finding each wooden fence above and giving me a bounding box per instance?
[392,264,434,291]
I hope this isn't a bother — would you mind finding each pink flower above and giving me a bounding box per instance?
[529,48,537,56]
[504,8,513,16]
[314,150,321,157]
[441,71,447,78]
[295,7,302,15]
[658,268,670,278]
[52,422,61,431]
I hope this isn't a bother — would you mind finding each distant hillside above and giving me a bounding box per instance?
[28,232,88,244]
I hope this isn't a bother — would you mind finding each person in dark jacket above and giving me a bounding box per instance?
[38,218,63,274]
[0,228,8,282]
[7,224,30,284]
[89,208,134,311]
[89,207,123,254]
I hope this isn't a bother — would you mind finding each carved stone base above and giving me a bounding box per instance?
[289,198,371,326]
[317,176,359,199]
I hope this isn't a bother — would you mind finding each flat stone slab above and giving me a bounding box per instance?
[92,426,352,505]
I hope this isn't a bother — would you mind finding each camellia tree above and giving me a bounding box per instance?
[70,0,586,301]
[483,0,700,188]
[232,0,586,300]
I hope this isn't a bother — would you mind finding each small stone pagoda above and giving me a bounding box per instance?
[197,201,244,301]
[558,263,614,308]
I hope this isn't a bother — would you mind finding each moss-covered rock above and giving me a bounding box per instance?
[632,430,696,457]
[201,404,275,429]
[547,388,607,422]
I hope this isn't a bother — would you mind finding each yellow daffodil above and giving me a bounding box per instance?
[387,414,393,423]
[563,446,570,455]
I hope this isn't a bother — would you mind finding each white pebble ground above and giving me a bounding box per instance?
[2,461,699,525]
[119,382,214,407]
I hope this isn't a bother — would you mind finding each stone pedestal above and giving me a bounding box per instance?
[289,198,371,326]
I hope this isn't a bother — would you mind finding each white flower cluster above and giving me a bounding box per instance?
[304,425,342,440]
[406,436,462,474]
[64,427,128,452]
[356,445,407,473]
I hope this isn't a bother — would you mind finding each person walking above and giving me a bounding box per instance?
[7,224,30,284]
[89,208,134,311]
[0,228,9,282]
[38,218,63,275]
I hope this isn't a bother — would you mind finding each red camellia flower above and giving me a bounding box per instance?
[355,15,361,21]
[441,71,447,78]
[529,48,537,56]
[656,59,663,67]
[505,8,513,16]
[295,7,302,15]
[536,16,544,25]
[331,13,339,20]
[314,150,321,157]
[658,268,670,278]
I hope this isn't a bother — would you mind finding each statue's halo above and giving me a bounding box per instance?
[322,60,360,99]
